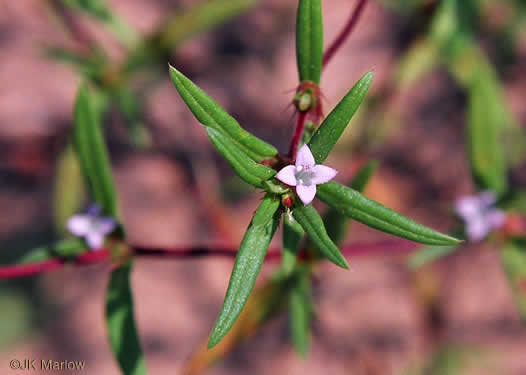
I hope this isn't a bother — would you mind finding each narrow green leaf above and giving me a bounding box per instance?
[317,182,461,246]
[293,204,349,269]
[408,244,460,269]
[500,242,526,322]
[53,145,86,235]
[466,70,508,195]
[289,268,312,357]
[206,128,276,188]
[281,214,305,276]
[308,72,374,163]
[296,0,323,84]
[61,0,112,21]
[322,161,377,245]
[11,239,86,265]
[208,194,281,348]
[169,66,278,161]
[106,261,147,375]
[73,84,118,217]
[157,0,258,49]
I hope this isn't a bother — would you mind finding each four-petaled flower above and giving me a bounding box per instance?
[275,144,338,205]
[455,191,507,242]
[67,205,117,250]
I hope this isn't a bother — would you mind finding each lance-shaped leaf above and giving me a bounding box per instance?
[169,66,277,161]
[73,85,118,217]
[209,194,281,348]
[61,0,112,21]
[308,72,373,163]
[467,71,508,196]
[106,261,147,375]
[322,161,377,245]
[317,182,460,246]
[281,214,305,276]
[289,268,313,357]
[296,0,323,84]
[206,128,276,188]
[500,242,526,322]
[293,204,349,269]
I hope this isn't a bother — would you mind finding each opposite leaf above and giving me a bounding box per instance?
[106,261,147,375]
[308,72,373,164]
[293,204,349,269]
[289,268,313,357]
[317,182,460,246]
[296,0,323,84]
[206,128,276,188]
[73,84,118,217]
[281,213,305,277]
[169,66,277,161]
[208,194,281,349]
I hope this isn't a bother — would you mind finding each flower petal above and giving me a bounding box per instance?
[98,218,117,235]
[455,196,482,220]
[296,184,317,205]
[296,144,315,168]
[312,165,338,185]
[86,231,105,250]
[466,217,490,242]
[486,210,507,229]
[276,165,298,186]
[478,191,497,208]
[67,215,91,236]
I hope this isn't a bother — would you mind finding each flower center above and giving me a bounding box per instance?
[295,165,314,186]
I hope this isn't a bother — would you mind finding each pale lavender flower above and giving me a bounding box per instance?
[455,191,507,242]
[276,144,338,205]
[67,205,116,250]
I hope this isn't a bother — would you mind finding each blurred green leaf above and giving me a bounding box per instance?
[289,267,313,357]
[296,0,323,84]
[114,87,152,149]
[61,0,112,21]
[408,244,460,269]
[281,213,305,277]
[106,261,147,375]
[500,241,526,321]
[467,70,508,195]
[12,238,86,265]
[322,161,377,245]
[206,128,276,188]
[169,66,278,161]
[308,72,373,163]
[157,0,258,49]
[73,84,118,217]
[53,145,86,235]
[209,194,281,348]
[317,182,460,245]
[293,204,349,269]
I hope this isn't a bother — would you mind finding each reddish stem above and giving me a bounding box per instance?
[322,0,368,68]
[0,239,418,281]
[288,111,308,161]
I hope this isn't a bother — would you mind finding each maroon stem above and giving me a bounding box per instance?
[322,0,368,68]
[0,239,418,280]
[288,111,308,161]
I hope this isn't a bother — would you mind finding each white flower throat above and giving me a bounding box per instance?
[295,165,314,186]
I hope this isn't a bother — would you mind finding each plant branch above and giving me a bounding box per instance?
[288,111,308,161]
[322,0,368,68]
[0,239,418,280]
